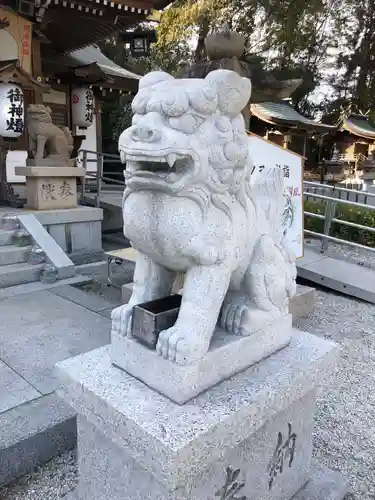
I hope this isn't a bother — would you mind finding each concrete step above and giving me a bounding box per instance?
[0,230,15,247]
[297,247,375,303]
[0,262,43,288]
[0,245,30,266]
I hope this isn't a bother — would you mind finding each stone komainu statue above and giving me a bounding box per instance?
[112,69,297,365]
[26,104,74,163]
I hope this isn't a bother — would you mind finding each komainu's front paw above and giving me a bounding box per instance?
[111,304,133,337]
[156,325,210,365]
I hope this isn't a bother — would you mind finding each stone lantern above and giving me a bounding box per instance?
[180,26,302,128]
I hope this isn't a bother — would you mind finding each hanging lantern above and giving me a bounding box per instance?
[122,29,157,58]
[71,87,95,128]
[0,84,24,138]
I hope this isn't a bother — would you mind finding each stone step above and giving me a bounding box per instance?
[0,262,43,288]
[0,245,31,266]
[0,230,15,247]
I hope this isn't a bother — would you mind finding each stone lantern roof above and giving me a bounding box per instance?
[180,30,303,103]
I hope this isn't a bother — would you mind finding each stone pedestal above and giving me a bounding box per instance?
[15,166,85,210]
[57,331,348,500]
[112,314,292,404]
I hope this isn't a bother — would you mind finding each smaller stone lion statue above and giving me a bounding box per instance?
[26,104,73,164]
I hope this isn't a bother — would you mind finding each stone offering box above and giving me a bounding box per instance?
[15,166,85,210]
[132,294,182,349]
[57,328,349,500]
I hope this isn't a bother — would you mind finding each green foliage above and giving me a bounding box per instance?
[97,0,375,149]
[305,199,375,247]
[101,99,132,151]
[321,0,375,120]
[155,0,335,106]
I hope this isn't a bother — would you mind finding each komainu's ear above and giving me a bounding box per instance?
[205,70,251,117]
[139,71,174,90]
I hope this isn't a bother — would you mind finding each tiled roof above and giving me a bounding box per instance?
[251,101,336,132]
[342,115,375,140]
[67,45,141,81]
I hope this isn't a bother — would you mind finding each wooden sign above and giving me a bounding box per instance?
[248,133,304,259]
[0,9,32,74]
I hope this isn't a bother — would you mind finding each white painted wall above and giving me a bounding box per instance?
[7,150,27,183]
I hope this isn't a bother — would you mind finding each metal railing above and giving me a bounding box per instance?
[329,152,368,162]
[78,149,375,254]
[78,149,125,207]
[305,180,375,203]
[304,181,375,253]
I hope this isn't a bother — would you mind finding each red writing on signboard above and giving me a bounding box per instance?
[287,186,301,197]
[22,24,31,56]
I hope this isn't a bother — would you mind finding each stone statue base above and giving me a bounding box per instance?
[26,158,76,168]
[15,166,85,210]
[57,332,348,500]
[112,314,292,404]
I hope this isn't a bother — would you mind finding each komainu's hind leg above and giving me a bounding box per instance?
[220,289,279,336]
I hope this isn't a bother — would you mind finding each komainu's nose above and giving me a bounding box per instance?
[131,124,161,143]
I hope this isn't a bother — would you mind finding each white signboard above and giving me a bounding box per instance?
[248,134,304,259]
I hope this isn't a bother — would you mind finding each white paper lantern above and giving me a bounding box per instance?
[71,87,95,128]
[0,84,24,138]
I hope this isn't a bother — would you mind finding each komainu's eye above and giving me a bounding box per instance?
[169,114,204,134]
[161,92,189,117]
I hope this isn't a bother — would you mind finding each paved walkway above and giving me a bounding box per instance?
[297,246,375,303]
[0,281,123,486]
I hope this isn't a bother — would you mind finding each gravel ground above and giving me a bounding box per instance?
[2,245,375,499]
[0,450,77,500]
[295,290,375,500]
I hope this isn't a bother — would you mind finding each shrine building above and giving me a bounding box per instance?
[0,0,169,203]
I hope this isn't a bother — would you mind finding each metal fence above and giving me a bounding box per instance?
[78,150,375,254]
[330,152,367,162]
[78,149,125,207]
[304,181,375,253]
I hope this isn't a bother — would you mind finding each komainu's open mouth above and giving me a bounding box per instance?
[121,151,192,184]
[130,155,177,174]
